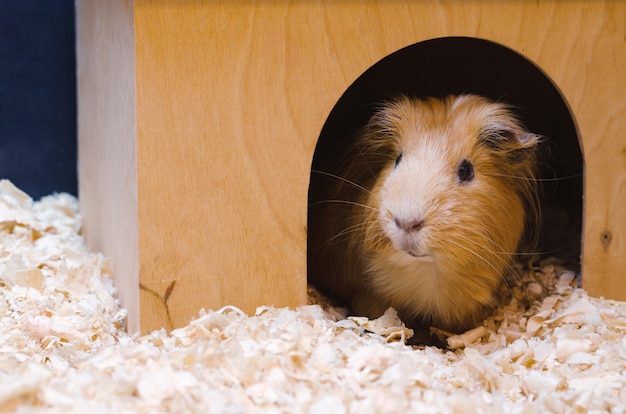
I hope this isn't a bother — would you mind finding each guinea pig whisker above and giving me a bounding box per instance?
[454,226,521,256]
[310,170,372,195]
[451,235,524,294]
[483,172,582,182]
[445,238,512,292]
[448,226,523,279]
[311,223,369,256]
[362,230,388,248]
[445,239,502,273]
[308,199,380,213]
[324,222,370,246]
[455,224,548,263]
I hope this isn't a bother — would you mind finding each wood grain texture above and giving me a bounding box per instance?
[76,0,140,332]
[133,1,313,332]
[78,0,625,333]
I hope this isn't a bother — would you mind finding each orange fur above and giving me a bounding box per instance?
[309,95,539,333]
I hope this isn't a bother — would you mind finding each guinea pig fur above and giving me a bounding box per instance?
[309,94,540,334]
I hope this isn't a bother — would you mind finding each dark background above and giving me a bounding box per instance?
[0,0,77,200]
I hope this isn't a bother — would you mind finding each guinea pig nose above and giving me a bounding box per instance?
[394,217,425,233]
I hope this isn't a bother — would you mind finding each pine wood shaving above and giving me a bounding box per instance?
[1,179,625,413]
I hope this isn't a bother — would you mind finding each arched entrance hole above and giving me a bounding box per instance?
[308,37,584,281]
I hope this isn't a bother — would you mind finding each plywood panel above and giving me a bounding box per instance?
[76,0,140,332]
[133,1,312,331]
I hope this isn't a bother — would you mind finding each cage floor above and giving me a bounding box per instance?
[0,179,624,413]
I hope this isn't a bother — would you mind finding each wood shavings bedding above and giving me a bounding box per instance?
[0,179,625,413]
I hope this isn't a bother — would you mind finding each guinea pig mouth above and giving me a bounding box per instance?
[405,249,432,259]
[407,250,427,258]
[392,239,431,259]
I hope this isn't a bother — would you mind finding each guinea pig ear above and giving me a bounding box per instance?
[517,131,540,147]
[480,125,540,167]
[481,125,539,150]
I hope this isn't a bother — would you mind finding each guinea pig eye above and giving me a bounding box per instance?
[457,159,474,184]
[394,151,403,168]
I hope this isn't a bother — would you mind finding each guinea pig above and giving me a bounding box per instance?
[309,94,540,336]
